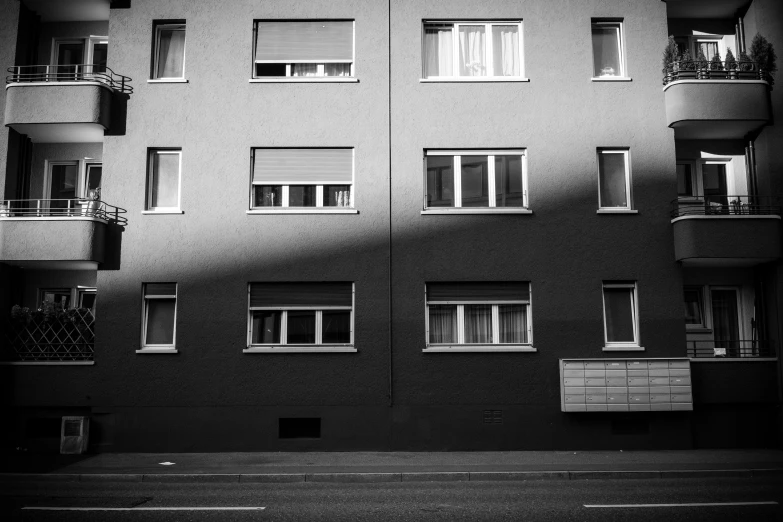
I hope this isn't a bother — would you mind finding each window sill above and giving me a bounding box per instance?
[246,209,358,215]
[591,77,632,82]
[419,77,530,83]
[136,348,178,354]
[423,345,537,353]
[0,361,94,365]
[249,78,359,83]
[147,78,188,83]
[141,210,184,215]
[596,209,638,214]
[244,346,357,353]
[421,208,532,215]
[602,345,645,352]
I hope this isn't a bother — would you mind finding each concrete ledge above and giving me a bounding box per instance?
[402,472,469,482]
[660,469,752,479]
[80,473,143,483]
[240,474,305,483]
[751,469,783,477]
[570,471,661,480]
[142,474,240,483]
[470,471,569,481]
[306,473,401,483]
[0,473,80,482]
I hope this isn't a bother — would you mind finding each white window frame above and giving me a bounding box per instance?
[423,284,534,352]
[76,287,97,312]
[248,148,356,214]
[602,282,642,351]
[421,21,526,81]
[50,36,108,78]
[245,283,356,353]
[251,20,356,82]
[597,149,632,211]
[422,150,530,214]
[689,34,728,61]
[145,149,182,213]
[151,22,186,80]
[591,20,627,79]
[139,283,177,352]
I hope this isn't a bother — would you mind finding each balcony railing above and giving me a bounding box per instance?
[663,60,773,86]
[671,195,782,219]
[0,199,128,226]
[2,307,95,362]
[687,340,776,359]
[6,64,133,93]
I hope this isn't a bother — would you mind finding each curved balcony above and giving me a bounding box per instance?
[4,65,132,143]
[671,195,782,266]
[0,198,127,269]
[663,61,771,140]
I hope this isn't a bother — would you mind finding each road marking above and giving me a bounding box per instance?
[585,502,778,508]
[23,507,266,511]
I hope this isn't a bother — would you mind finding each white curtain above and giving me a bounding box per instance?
[429,305,457,343]
[459,26,486,76]
[292,63,318,76]
[492,26,519,76]
[465,305,492,343]
[324,63,350,77]
[157,29,185,78]
[424,27,453,76]
[499,304,526,343]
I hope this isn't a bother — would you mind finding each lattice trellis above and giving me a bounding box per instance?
[2,309,95,362]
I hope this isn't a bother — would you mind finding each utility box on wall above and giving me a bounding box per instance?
[60,416,89,454]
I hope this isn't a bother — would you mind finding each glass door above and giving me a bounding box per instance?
[48,163,78,213]
[55,40,85,79]
[711,288,740,356]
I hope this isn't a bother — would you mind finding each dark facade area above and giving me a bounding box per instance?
[1,0,782,452]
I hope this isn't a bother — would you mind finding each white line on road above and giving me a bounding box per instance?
[585,502,778,508]
[23,507,266,511]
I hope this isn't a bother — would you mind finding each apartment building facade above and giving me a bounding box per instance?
[0,0,781,452]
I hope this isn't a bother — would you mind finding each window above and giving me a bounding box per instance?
[602,282,641,350]
[422,21,524,79]
[425,282,533,351]
[424,150,527,211]
[141,283,177,350]
[597,149,631,210]
[253,20,354,79]
[683,286,705,329]
[677,163,695,197]
[40,289,71,309]
[152,22,186,79]
[247,283,354,352]
[250,149,354,210]
[591,20,625,78]
[39,287,96,311]
[146,149,182,212]
[53,36,108,78]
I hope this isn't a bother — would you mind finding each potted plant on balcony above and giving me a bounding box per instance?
[678,49,697,79]
[750,32,777,84]
[709,52,726,79]
[80,188,101,217]
[662,35,679,84]
[738,50,756,79]
[725,48,738,79]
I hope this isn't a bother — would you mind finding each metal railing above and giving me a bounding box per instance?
[0,198,128,226]
[6,64,132,93]
[687,339,776,359]
[671,195,782,219]
[3,308,95,362]
[663,60,773,85]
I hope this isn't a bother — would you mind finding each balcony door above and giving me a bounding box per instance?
[711,288,741,356]
[53,37,108,78]
[46,161,102,212]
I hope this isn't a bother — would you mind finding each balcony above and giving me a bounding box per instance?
[671,196,782,265]
[4,65,132,143]
[688,339,776,359]
[2,306,94,363]
[0,198,127,269]
[663,61,772,140]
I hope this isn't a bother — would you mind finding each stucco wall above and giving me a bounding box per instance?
[0,0,20,195]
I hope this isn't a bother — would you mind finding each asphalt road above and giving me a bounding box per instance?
[2,476,782,521]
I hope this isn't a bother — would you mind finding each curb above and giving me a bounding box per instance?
[1,468,781,484]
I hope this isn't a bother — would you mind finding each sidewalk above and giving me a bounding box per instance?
[2,449,783,483]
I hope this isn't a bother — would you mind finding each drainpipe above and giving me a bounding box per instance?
[748,141,757,197]
[387,0,393,409]
[735,23,740,55]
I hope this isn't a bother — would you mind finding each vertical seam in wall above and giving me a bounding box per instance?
[387,0,394,410]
